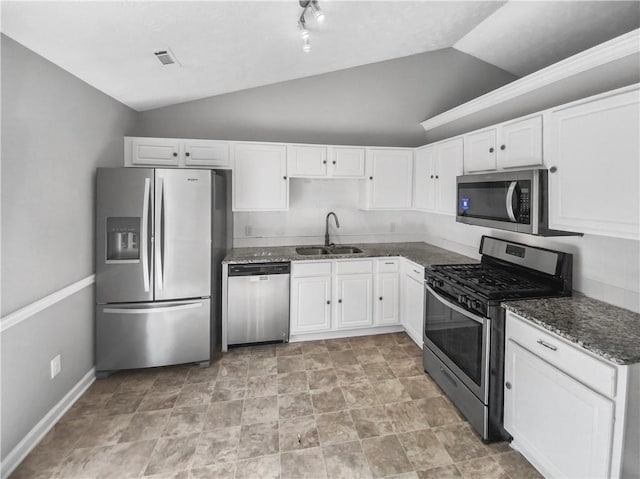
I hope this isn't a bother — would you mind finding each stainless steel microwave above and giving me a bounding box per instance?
[456,169,580,237]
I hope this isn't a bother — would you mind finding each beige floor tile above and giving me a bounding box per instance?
[322,440,372,479]
[355,347,386,364]
[79,413,133,447]
[137,389,180,412]
[362,362,396,381]
[118,410,171,443]
[304,352,333,370]
[242,395,279,425]
[350,406,394,439]
[372,379,412,404]
[455,456,509,479]
[316,410,360,446]
[361,434,413,478]
[493,451,543,479]
[330,350,359,365]
[249,357,278,377]
[185,364,219,384]
[433,423,491,463]
[279,415,320,452]
[398,429,452,470]
[103,392,145,416]
[279,392,314,419]
[174,383,213,408]
[278,371,309,394]
[143,470,190,479]
[190,461,235,479]
[246,374,278,398]
[386,358,424,378]
[335,364,368,384]
[311,387,347,413]
[96,439,158,479]
[385,401,430,433]
[250,345,277,359]
[162,405,207,437]
[398,376,441,400]
[416,396,463,427]
[204,399,244,429]
[417,464,462,479]
[193,427,240,467]
[300,340,328,355]
[307,368,339,390]
[235,453,281,479]
[281,446,328,479]
[277,355,306,374]
[276,343,303,356]
[144,433,199,476]
[54,445,111,479]
[325,338,353,352]
[237,421,280,459]
[342,380,379,408]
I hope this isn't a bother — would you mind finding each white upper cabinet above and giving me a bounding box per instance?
[362,148,413,210]
[462,115,543,173]
[464,128,497,172]
[232,143,288,212]
[127,137,181,167]
[546,86,639,240]
[498,115,543,169]
[414,138,462,215]
[287,145,328,177]
[329,147,366,178]
[125,137,230,168]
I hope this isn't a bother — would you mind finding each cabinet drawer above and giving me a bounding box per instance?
[377,259,400,273]
[335,260,373,275]
[403,261,425,282]
[292,261,332,277]
[506,312,616,397]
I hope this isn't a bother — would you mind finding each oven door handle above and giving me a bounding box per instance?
[425,284,486,325]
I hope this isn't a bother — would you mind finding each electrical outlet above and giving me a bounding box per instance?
[50,354,61,379]
[245,225,253,236]
[390,222,397,233]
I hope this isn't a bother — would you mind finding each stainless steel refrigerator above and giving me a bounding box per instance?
[95,168,229,376]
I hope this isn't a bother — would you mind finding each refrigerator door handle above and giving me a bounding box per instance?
[156,177,164,291]
[141,177,151,293]
[103,302,203,315]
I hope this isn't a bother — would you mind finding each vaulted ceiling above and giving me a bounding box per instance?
[2,1,638,112]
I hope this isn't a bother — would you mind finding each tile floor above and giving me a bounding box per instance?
[10,333,542,479]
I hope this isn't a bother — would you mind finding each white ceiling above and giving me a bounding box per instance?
[2,1,638,112]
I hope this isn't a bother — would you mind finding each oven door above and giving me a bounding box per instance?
[456,170,537,234]
[424,285,491,403]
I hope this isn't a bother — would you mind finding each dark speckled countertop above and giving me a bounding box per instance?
[222,242,476,269]
[502,297,640,365]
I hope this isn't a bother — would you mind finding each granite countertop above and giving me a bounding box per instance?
[502,297,640,365]
[223,241,476,269]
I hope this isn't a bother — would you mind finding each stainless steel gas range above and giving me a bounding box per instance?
[423,236,573,442]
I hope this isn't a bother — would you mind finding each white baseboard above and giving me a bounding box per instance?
[290,324,405,342]
[1,368,96,479]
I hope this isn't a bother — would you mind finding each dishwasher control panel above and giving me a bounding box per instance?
[228,263,290,276]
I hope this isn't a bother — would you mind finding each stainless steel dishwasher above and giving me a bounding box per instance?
[227,262,290,346]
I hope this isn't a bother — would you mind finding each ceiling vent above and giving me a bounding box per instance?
[154,49,180,66]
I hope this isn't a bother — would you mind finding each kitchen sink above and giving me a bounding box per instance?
[295,246,363,256]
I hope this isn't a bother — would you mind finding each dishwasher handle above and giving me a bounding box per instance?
[228,262,290,276]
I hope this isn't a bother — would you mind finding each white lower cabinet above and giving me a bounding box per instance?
[504,312,638,479]
[290,274,332,333]
[335,273,373,329]
[375,274,399,326]
[400,261,425,347]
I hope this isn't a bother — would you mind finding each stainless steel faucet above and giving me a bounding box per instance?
[324,212,340,247]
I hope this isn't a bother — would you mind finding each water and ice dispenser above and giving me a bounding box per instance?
[106,217,140,262]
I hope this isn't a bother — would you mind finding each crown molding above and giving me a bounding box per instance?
[420,29,640,132]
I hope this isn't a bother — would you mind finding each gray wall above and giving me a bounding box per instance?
[135,48,516,147]
[1,35,137,460]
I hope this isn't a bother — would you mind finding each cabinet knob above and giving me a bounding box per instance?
[333,161,337,165]
[173,152,178,157]
[550,166,558,173]
[489,147,494,153]
[430,175,434,179]
[283,176,287,180]
[326,300,330,305]
[338,299,342,303]
[323,160,327,164]
[505,382,512,390]
[369,176,373,180]
[435,175,439,179]
[379,296,383,301]
[185,152,190,157]
[500,145,506,151]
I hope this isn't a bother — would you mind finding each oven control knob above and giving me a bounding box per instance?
[436,280,444,288]
[457,294,468,304]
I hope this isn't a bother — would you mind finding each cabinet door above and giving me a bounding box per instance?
[233,144,288,211]
[435,138,463,215]
[375,272,399,325]
[288,145,327,177]
[335,274,373,329]
[413,146,436,211]
[366,149,413,209]
[183,140,230,168]
[130,138,181,166]
[547,89,639,239]
[498,115,542,169]
[504,339,614,479]
[329,147,365,178]
[290,275,332,334]
[464,129,496,172]
[401,264,424,347]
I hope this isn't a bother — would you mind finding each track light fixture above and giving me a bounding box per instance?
[298,0,325,53]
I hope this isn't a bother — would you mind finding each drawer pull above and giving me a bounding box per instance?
[413,269,421,275]
[505,381,512,390]
[439,367,458,388]
[385,262,395,265]
[537,339,558,351]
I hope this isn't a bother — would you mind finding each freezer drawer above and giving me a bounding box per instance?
[96,299,210,372]
[227,272,290,345]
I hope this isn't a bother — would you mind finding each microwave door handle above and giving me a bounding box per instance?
[141,177,150,293]
[506,181,518,222]
[425,284,485,325]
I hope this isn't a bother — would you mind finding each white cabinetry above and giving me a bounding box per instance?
[335,274,373,329]
[125,137,230,168]
[401,260,425,347]
[504,312,639,479]
[361,149,413,210]
[232,143,288,212]
[290,263,332,334]
[413,138,462,215]
[546,86,639,239]
[374,259,400,326]
[329,147,365,177]
[462,115,542,173]
[287,145,365,178]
